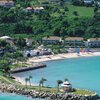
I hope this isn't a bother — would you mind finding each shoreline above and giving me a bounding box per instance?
[13,52,100,86]
[28,52,100,63]
[12,76,38,86]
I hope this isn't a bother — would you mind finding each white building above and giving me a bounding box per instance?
[24,46,52,57]
[0,0,14,7]
[84,0,92,4]
[34,7,44,13]
[25,38,33,46]
[61,81,72,92]
[0,36,13,45]
[65,37,85,47]
[87,38,100,47]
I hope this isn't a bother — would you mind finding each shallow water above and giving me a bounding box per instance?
[14,56,100,95]
[0,92,43,100]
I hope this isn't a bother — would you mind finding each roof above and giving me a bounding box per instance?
[34,7,44,10]
[63,81,70,85]
[61,81,72,87]
[88,38,100,41]
[42,36,61,41]
[0,36,12,39]
[65,37,83,41]
[26,7,33,10]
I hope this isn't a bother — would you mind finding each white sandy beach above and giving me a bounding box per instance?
[28,52,100,63]
[13,76,38,86]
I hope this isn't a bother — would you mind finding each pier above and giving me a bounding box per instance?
[11,63,47,73]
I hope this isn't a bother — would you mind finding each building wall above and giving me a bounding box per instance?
[43,40,60,44]
[0,1,14,7]
[88,41,100,47]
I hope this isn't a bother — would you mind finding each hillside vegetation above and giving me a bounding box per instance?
[0,0,100,39]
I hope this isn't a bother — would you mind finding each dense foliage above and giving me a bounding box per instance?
[0,1,100,39]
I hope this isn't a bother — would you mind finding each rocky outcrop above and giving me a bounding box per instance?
[0,82,99,100]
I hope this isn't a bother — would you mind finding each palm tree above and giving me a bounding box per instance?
[39,80,42,91]
[39,78,47,91]
[29,76,32,86]
[41,78,47,87]
[64,78,69,82]
[57,80,63,92]
[25,78,29,88]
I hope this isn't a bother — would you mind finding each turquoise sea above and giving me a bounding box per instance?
[1,56,100,100]
[0,92,43,100]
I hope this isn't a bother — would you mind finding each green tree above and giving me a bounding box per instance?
[0,39,7,48]
[15,38,26,49]
[73,11,79,16]
[29,76,32,86]
[39,78,47,91]
[64,78,69,82]
[57,80,63,92]
[25,78,29,87]
[0,59,11,76]
[94,6,98,13]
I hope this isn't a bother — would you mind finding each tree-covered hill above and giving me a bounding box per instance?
[0,0,100,39]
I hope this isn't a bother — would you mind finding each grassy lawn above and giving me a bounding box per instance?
[0,75,14,84]
[10,63,30,69]
[16,85,96,96]
[51,5,94,19]
[72,89,95,96]
[15,84,95,96]
[67,5,94,18]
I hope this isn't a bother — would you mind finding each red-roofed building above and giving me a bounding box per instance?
[25,7,33,12]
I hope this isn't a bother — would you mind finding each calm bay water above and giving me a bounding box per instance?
[1,56,100,100]
[14,56,100,94]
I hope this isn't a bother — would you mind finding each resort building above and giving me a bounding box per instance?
[83,0,100,6]
[42,36,62,44]
[0,36,13,44]
[24,45,52,57]
[61,81,72,92]
[0,0,14,7]
[83,0,92,4]
[87,38,100,48]
[65,37,85,47]
[0,36,16,49]
[33,7,44,13]
[25,38,34,47]
[25,7,33,12]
